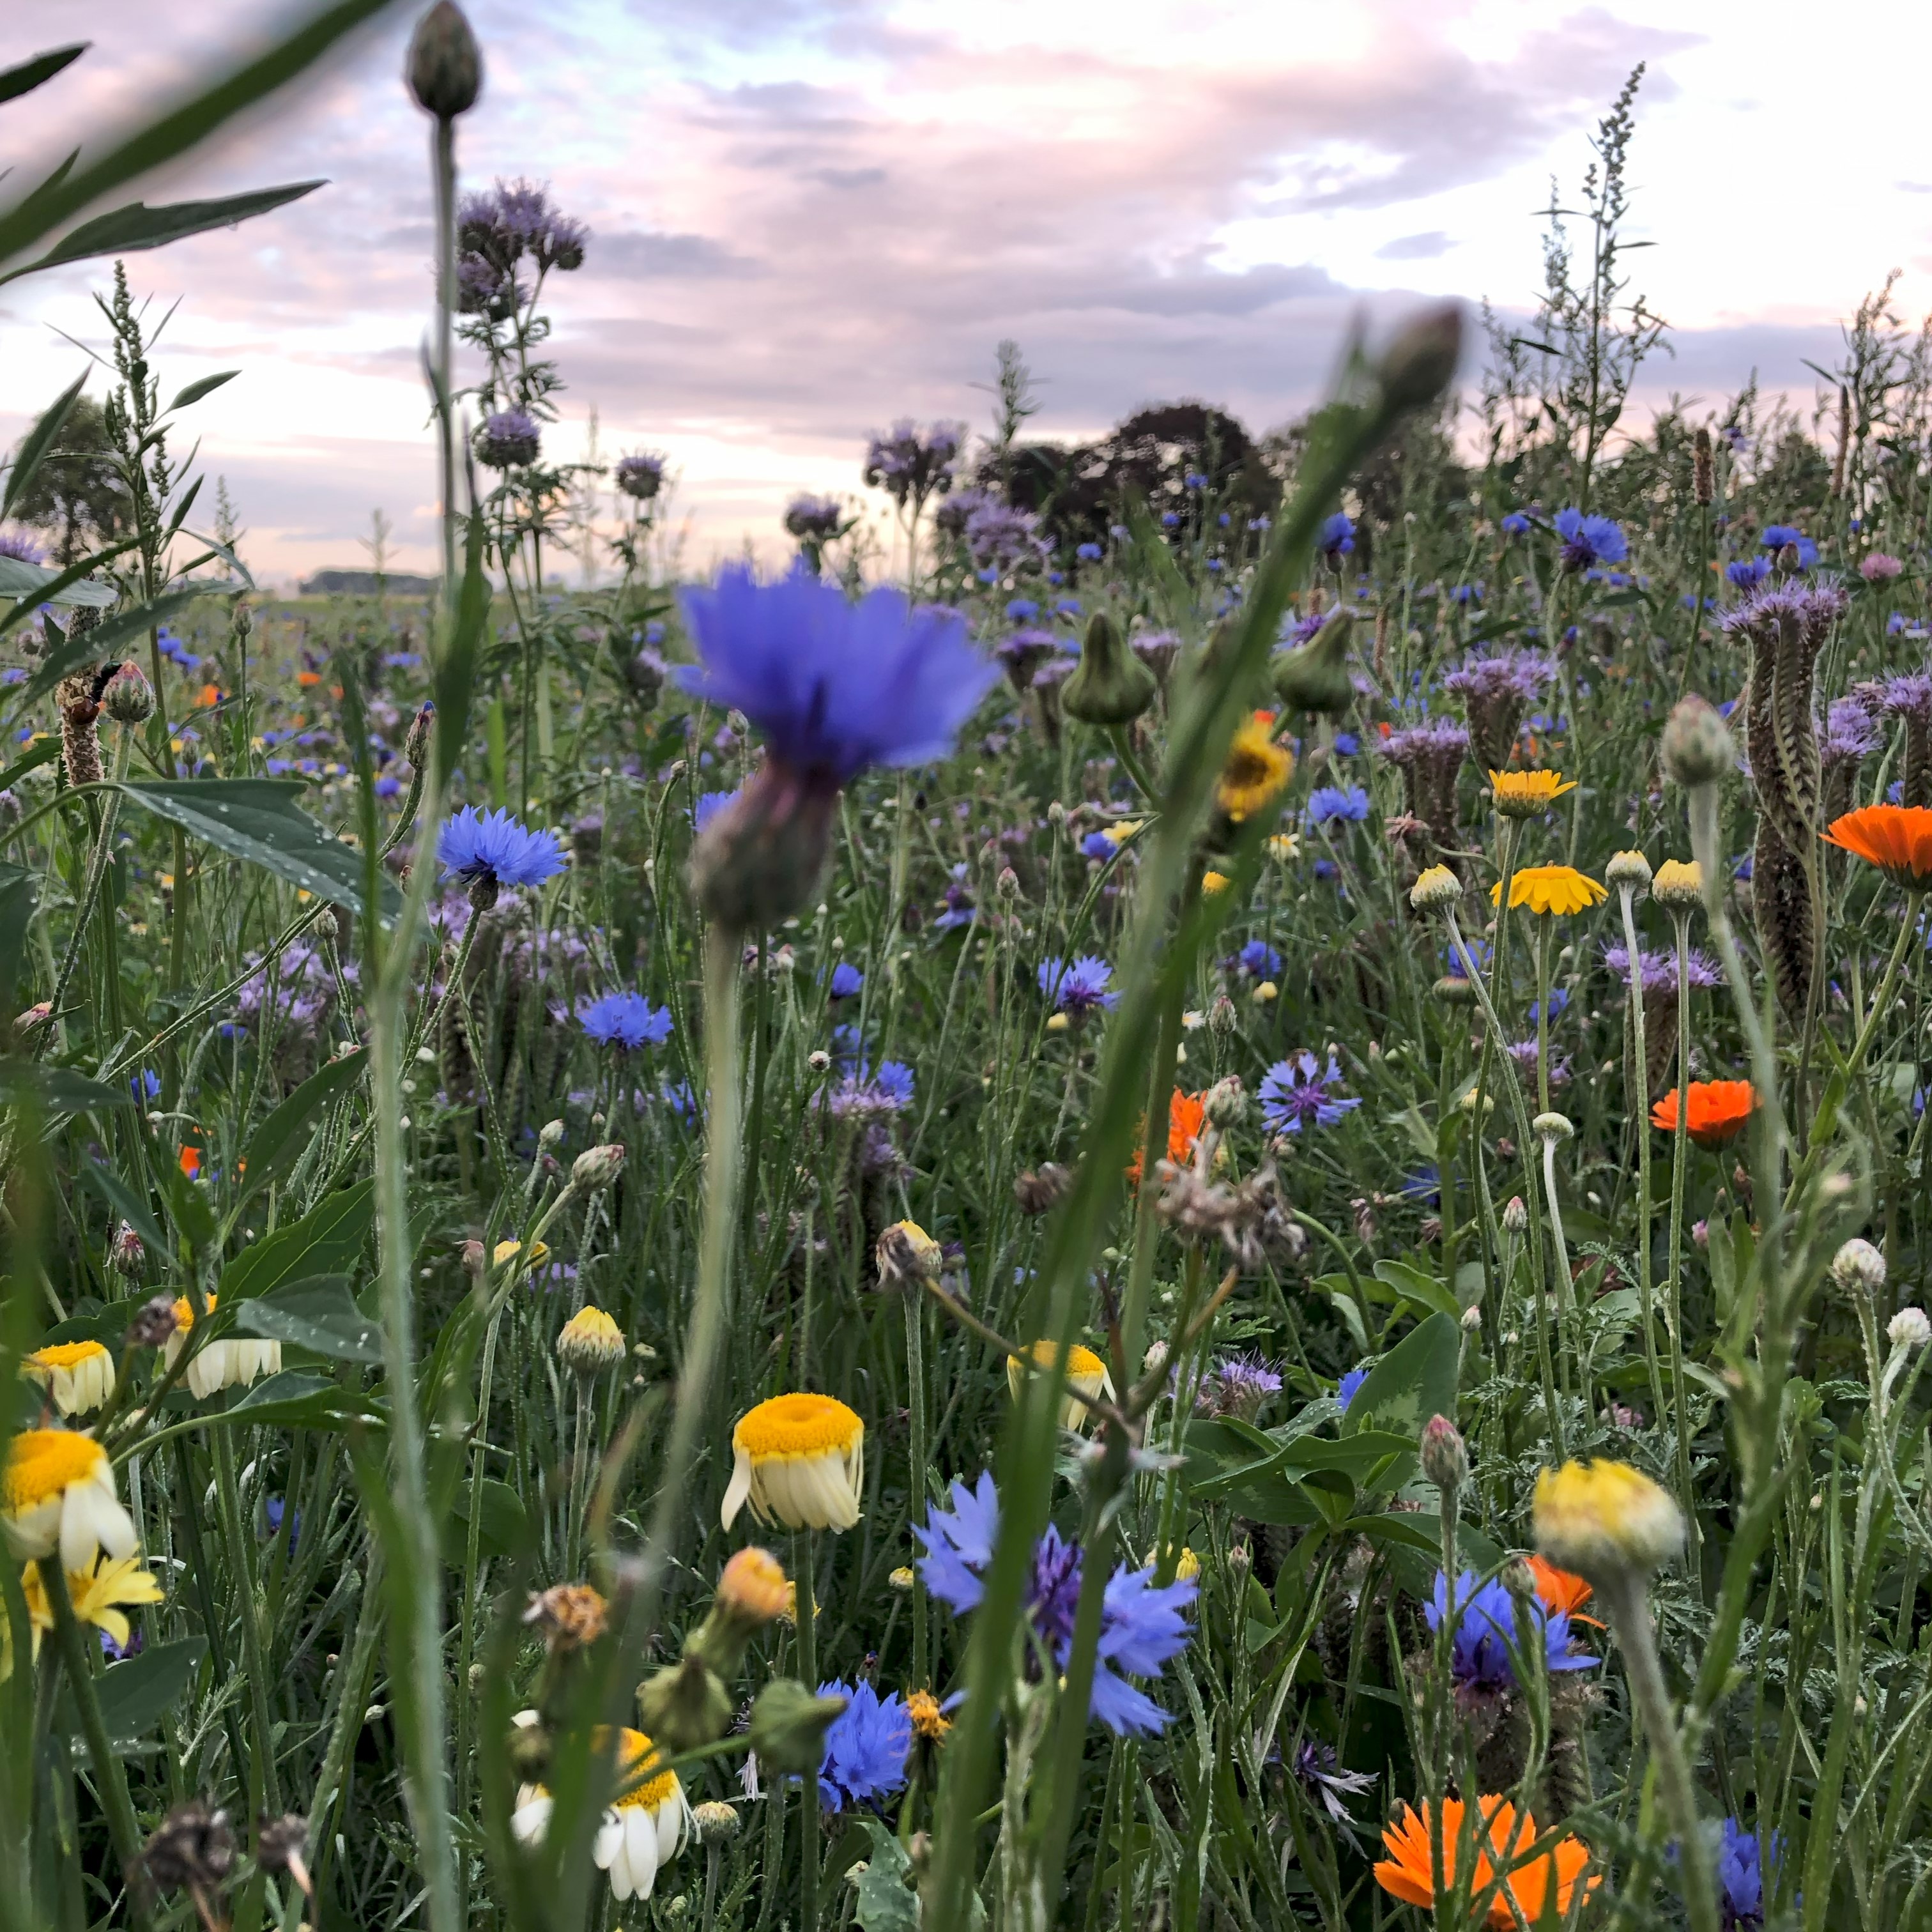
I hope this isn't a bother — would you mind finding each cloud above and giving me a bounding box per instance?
[1377,231,1454,261]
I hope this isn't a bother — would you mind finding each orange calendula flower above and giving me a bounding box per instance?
[1526,1553,1601,1627]
[1375,1796,1595,1928]
[1487,769,1576,818]
[1822,803,1932,887]
[1650,1079,1756,1149]
[1489,865,1607,916]
[1127,1090,1207,1185]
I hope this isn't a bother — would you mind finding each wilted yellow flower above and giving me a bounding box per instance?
[721,1393,865,1533]
[1101,818,1145,847]
[1533,1459,1683,1581]
[1488,769,1576,818]
[1489,866,1607,917]
[906,1688,952,1740]
[1174,1547,1200,1582]
[1006,1339,1114,1430]
[876,1220,942,1287]
[163,1295,281,1400]
[493,1238,551,1273]
[1216,719,1294,823]
[24,1341,115,1416]
[3,1430,138,1569]
[716,1547,791,1629]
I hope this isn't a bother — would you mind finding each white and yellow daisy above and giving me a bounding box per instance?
[24,1340,115,1416]
[510,1721,691,1903]
[163,1296,282,1400]
[720,1393,864,1533]
[1006,1339,1116,1431]
[3,1430,139,1570]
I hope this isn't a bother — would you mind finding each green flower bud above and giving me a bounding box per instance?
[636,1655,736,1754]
[407,1,483,119]
[1062,612,1157,726]
[1272,607,1355,716]
[747,1678,848,1774]
[1376,303,1464,414]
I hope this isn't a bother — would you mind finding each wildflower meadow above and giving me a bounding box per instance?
[6,13,1932,1932]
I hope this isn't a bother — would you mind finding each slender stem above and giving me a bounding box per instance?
[432,116,459,601]
[1618,885,1669,1438]
[213,1429,283,1812]
[1665,912,1701,1578]
[905,1286,929,1690]
[794,1534,820,1932]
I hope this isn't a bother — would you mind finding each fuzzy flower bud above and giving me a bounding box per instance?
[1830,1238,1887,1299]
[1604,849,1652,894]
[1408,864,1461,913]
[996,866,1022,902]
[126,1291,178,1346]
[1503,1195,1528,1235]
[1208,992,1238,1036]
[747,1680,848,1775]
[1376,302,1464,413]
[1062,611,1158,726]
[635,1654,735,1756]
[1888,1307,1931,1352]
[1273,606,1355,717]
[1533,1459,1684,1581]
[1692,427,1714,507]
[1660,694,1735,790]
[691,1802,740,1845]
[1652,859,1703,910]
[1202,1075,1246,1131]
[572,1142,626,1192]
[406,701,436,772]
[1533,1111,1574,1144]
[109,1223,148,1278]
[1419,1414,1468,1492]
[556,1305,625,1377]
[406,0,482,119]
[101,661,155,724]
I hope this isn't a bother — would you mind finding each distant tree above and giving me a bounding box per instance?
[10,395,133,564]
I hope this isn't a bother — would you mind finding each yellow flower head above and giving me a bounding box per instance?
[1006,1339,1115,1431]
[510,1724,688,1904]
[1101,818,1145,847]
[493,1238,551,1273]
[1490,865,1607,917]
[3,1430,139,1570]
[24,1340,115,1416]
[875,1220,942,1287]
[1533,1459,1683,1581]
[721,1393,865,1533]
[1202,871,1232,895]
[1409,864,1461,912]
[1216,719,1294,824]
[1488,769,1576,818]
[907,1688,952,1740]
[162,1294,281,1401]
[1652,858,1703,910]
[557,1305,625,1376]
[716,1547,791,1628]
[20,1552,164,1662]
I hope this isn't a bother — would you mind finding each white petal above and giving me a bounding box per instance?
[4,1494,59,1560]
[625,1806,658,1898]
[59,1487,99,1571]
[592,1810,624,1872]
[655,1793,684,1865]
[720,1448,753,1531]
[510,1797,552,1846]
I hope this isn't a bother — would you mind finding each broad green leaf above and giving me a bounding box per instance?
[85,1638,206,1742]
[11,182,324,280]
[217,1178,374,1304]
[852,1819,920,1932]
[222,1367,380,1430]
[116,779,399,918]
[1372,1259,1462,1324]
[36,1301,134,1349]
[1342,1312,1460,1443]
[238,1046,365,1202]
[0,45,86,107]
[2,369,87,519]
[0,1058,134,1116]
[0,739,58,792]
[1347,1514,1505,1599]
[447,1480,532,1565]
[0,552,116,608]
[13,585,240,715]
[235,1275,381,1363]
[166,371,238,413]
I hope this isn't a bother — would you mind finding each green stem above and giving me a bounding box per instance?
[212,1429,282,1812]
[1618,885,1669,1441]
[36,729,132,1061]
[905,1286,930,1690]
[1664,913,1701,1579]
[795,1534,820,1932]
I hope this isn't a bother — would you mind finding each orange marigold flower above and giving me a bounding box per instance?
[1650,1079,1756,1149]
[1526,1553,1601,1627]
[295,670,321,687]
[1374,1796,1595,1928]
[1127,1090,1207,1185]
[179,1144,202,1179]
[1822,803,1932,887]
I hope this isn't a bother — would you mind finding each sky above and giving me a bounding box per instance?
[3,0,1930,587]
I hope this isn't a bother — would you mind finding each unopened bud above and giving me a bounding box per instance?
[1208,993,1238,1036]
[1652,859,1703,911]
[1409,864,1461,913]
[1014,1163,1070,1215]
[405,700,436,772]
[747,1679,848,1775]
[1888,1307,1931,1351]
[539,1119,566,1150]
[1419,1414,1468,1491]
[126,1291,178,1346]
[996,866,1021,902]
[1063,611,1158,726]
[1830,1238,1887,1299]
[1604,850,1652,894]
[1533,1111,1574,1144]
[691,1801,740,1845]
[406,1,483,119]
[556,1306,624,1376]
[1660,694,1735,790]
[1692,427,1714,507]
[1273,606,1355,717]
[102,661,155,724]
[109,1223,148,1278]
[1376,302,1464,414]
[1203,1075,1246,1130]
[572,1142,625,1191]
[876,1219,942,1287]
[635,1654,735,1756]
[1503,1195,1528,1235]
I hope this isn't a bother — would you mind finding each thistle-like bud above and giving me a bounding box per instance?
[635,1653,735,1756]
[1830,1237,1887,1299]
[692,1801,741,1845]
[1273,606,1355,717]
[1203,1075,1246,1130]
[1013,1163,1070,1215]
[556,1305,624,1377]
[1889,1307,1931,1351]
[1208,993,1238,1036]
[1502,1195,1528,1235]
[1063,611,1158,726]
[255,1814,313,1900]
[405,700,436,772]
[996,866,1022,902]
[1376,302,1464,413]
[1419,1414,1468,1492]
[876,1219,942,1288]
[406,1,482,119]
[1408,864,1461,913]
[572,1142,626,1192]
[102,661,155,724]
[539,1119,565,1151]
[1652,859,1703,911]
[126,1291,178,1346]
[1692,427,1714,507]
[522,1583,608,1652]
[1433,974,1478,1005]
[747,1679,848,1774]
[142,1802,237,1901]
[690,762,839,933]
[1604,850,1652,894]
[1660,694,1735,790]
[109,1223,148,1279]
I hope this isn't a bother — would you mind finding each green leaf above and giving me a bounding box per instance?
[0,739,59,792]
[80,1158,168,1263]
[0,861,38,1013]
[238,1046,365,1202]
[2,369,87,520]
[220,1367,381,1431]
[15,183,324,279]
[1372,1259,1462,1324]
[116,779,399,918]
[1342,1312,1460,1443]
[88,1638,206,1742]
[1347,1515,1505,1599]
[0,1058,134,1117]
[446,1480,531,1565]
[852,1819,920,1932]
[0,45,86,107]
[12,585,238,716]
[0,552,116,608]
[235,1275,381,1363]
[165,371,238,413]
[36,1303,134,1349]
[217,1179,373,1305]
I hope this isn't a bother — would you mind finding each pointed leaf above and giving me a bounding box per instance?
[165,371,238,413]
[852,1820,920,1932]
[1340,1312,1460,1443]
[0,45,87,107]
[21,182,325,275]
[218,1179,374,1305]
[235,1275,381,1363]
[220,1367,381,1430]
[83,1639,205,1742]
[116,779,400,918]
[238,1046,365,1202]
[2,369,87,519]
[0,552,117,608]
[12,585,234,715]
[0,1058,134,1116]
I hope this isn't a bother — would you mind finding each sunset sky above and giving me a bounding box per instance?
[3,0,1929,586]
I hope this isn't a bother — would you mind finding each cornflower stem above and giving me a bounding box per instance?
[453,1294,507,1910]
[212,1427,283,1813]
[1596,1568,1717,1932]
[1119,957,1188,1372]
[1618,884,1669,1438]
[1664,912,1701,1579]
[41,1560,153,1932]
[36,730,132,1062]
[905,1284,930,1689]
[793,1533,821,1932]
[1443,903,1563,1460]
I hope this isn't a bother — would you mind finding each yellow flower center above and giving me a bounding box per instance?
[733,1392,863,1462]
[609,1728,678,1811]
[28,1341,110,1370]
[171,1293,217,1331]
[4,1429,105,1511]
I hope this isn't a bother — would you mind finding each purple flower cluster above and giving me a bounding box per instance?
[615,454,664,502]
[1196,1352,1283,1420]
[457,178,587,278]
[1259,1052,1360,1135]
[236,942,346,1038]
[783,494,846,543]
[475,410,540,471]
[862,419,963,507]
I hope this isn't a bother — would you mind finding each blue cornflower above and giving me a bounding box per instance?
[1055,599,1081,618]
[1500,510,1531,535]
[1039,955,1117,1013]
[659,1080,698,1118]
[676,565,995,786]
[1160,511,1180,529]
[1307,785,1370,825]
[1075,541,1103,562]
[374,774,402,801]
[1332,731,1359,756]
[694,787,739,832]
[829,1023,864,1066]
[1726,557,1770,590]
[438,806,565,892]
[1259,1052,1360,1135]
[815,1680,910,1811]
[1427,1570,1596,1689]
[1006,598,1039,622]
[1527,987,1570,1023]
[827,961,863,999]
[264,1494,302,1556]
[1318,511,1356,559]
[130,1070,161,1102]
[1553,506,1627,571]
[1759,524,1818,567]
[1336,1367,1369,1413]
[1715,1817,1781,1928]
[579,991,674,1050]
[934,863,975,931]
[1080,831,1117,861]
[1234,939,1282,979]
[914,1476,1197,1736]
[873,1061,915,1108]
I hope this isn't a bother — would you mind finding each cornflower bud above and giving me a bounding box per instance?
[101,661,155,724]
[1660,694,1735,790]
[109,1223,148,1278]
[1503,1195,1528,1235]
[406,1,483,119]
[1419,1414,1468,1492]
[1376,302,1464,413]
[1063,611,1157,726]
[572,1142,626,1192]
[807,1048,831,1073]
[405,700,435,771]
[747,1680,848,1775]
[996,866,1022,902]
[1830,1237,1887,1299]
[1208,993,1238,1035]
[1203,1075,1246,1130]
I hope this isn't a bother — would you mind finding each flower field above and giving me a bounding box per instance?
[3,13,1932,1932]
